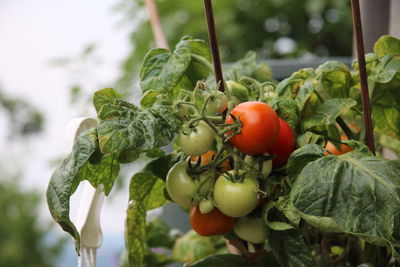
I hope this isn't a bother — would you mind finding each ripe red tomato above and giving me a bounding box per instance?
[325,135,352,155]
[189,206,235,236]
[225,101,280,155]
[268,118,295,167]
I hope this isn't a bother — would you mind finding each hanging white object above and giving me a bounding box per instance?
[63,117,105,267]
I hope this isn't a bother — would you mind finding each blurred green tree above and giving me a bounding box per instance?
[0,177,65,267]
[115,0,352,91]
[0,88,64,267]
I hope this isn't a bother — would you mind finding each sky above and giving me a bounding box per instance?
[0,0,137,266]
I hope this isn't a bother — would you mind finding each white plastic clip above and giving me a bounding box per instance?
[63,117,104,267]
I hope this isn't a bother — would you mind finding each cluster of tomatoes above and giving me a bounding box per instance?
[166,84,295,244]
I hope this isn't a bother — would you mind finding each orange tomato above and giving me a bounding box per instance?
[325,135,352,155]
[191,150,231,171]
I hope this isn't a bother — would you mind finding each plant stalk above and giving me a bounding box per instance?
[144,0,169,49]
[203,0,225,93]
[350,0,376,155]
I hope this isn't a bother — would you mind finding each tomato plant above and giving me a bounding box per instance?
[213,171,259,217]
[226,101,280,155]
[268,118,295,167]
[46,33,400,267]
[189,206,235,236]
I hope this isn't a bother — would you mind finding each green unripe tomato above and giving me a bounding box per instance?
[166,161,213,208]
[226,81,249,103]
[199,198,214,214]
[213,171,259,217]
[234,217,269,244]
[179,121,215,156]
[206,91,227,114]
[244,155,272,178]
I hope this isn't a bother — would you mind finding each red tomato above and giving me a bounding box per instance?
[189,206,235,236]
[226,102,280,155]
[325,135,352,155]
[268,118,295,167]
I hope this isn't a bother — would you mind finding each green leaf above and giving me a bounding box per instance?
[126,154,182,267]
[316,61,351,98]
[46,128,98,252]
[146,217,174,248]
[379,134,400,155]
[262,201,295,231]
[226,51,272,82]
[295,78,317,111]
[93,88,123,114]
[301,98,356,130]
[127,172,169,267]
[139,90,162,108]
[270,97,299,130]
[76,152,120,195]
[290,153,400,248]
[276,68,315,99]
[142,153,184,181]
[188,254,248,267]
[185,38,212,82]
[369,54,400,140]
[374,35,400,58]
[140,37,207,103]
[286,144,325,182]
[173,230,227,264]
[97,100,178,153]
[145,148,165,158]
[296,131,324,147]
[269,229,316,267]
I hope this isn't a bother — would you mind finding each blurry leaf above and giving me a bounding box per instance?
[93,88,123,114]
[146,148,165,158]
[188,254,247,267]
[301,98,356,130]
[290,153,400,249]
[276,68,315,99]
[374,35,400,58]
[379,134,400,155]
[238,77,262,101]
[146,217,174,248]
[172,230,227,264]
[269,229,316,267]
[118,149,140,164]
[226,51,272,82]
[316,61,351,98]
[97,100,179,153]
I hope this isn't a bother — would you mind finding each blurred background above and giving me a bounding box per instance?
[0,0,396,266]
